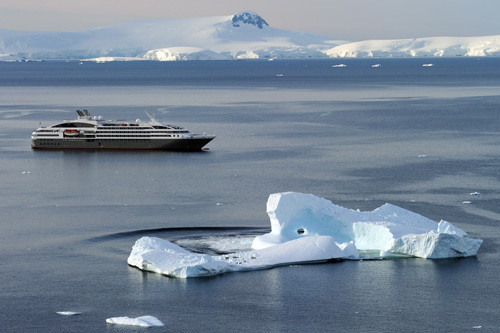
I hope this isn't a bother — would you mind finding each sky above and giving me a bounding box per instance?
[1,0,499,41]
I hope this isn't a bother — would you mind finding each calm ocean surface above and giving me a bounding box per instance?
[1,58,499,332]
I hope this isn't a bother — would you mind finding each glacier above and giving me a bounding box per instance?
[324,35,500,58]
[1,10,499,61]
[127,192,482,278]
[0,11,340,61]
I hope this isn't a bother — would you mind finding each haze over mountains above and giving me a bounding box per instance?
[0,11,499,61]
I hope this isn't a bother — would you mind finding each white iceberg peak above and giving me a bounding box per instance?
[254,192,481,258]
[437,220,467,237]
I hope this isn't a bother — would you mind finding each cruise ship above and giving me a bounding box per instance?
[31,110,215,151]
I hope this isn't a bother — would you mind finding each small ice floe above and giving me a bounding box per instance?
[418,155,427,158]
[56,311,81,316]
[106,315,164,327]
[371,64,381,68]
[470,192,481,196]
[332,64,347,68]
[463,201,472,204]
[422,63,434,67]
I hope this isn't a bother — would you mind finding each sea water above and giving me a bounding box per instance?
[0,58,499,332]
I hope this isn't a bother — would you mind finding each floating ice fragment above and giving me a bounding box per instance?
[57,311,81,316]
[106,315,164,327]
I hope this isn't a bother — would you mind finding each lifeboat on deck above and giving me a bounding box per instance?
[63,129,80,137]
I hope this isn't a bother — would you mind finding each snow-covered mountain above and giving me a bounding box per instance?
[0,11,340,61]
[0,11,499,61]
[325,35,500,58]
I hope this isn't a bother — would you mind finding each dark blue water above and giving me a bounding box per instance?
[1,58,499,332]
[2,58,500,88]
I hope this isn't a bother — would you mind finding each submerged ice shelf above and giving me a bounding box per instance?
[128,192,483,278]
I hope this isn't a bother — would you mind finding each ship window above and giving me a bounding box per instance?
[53,123,76,128]
[52,122,94,128]
[72,122,95,128]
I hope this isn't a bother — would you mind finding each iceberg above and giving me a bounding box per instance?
[253,192,482,258]
[56,311,81,316]
[127,192,482,278]
[106,315,164,327]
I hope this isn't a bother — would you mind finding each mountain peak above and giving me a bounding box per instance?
[231,11,269,29]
